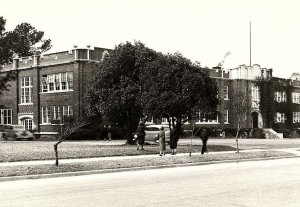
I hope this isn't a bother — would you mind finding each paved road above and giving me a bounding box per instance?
[1,158,300,207]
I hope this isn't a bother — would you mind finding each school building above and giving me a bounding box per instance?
[1,47,300,138]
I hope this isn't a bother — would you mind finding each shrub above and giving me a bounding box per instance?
[68,128,97,140]
[252,128,265,139]
[274,128,300,138]
[111,125,126,139]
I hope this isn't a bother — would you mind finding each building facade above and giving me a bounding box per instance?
[0,47,110,135]
[1,48,300,137]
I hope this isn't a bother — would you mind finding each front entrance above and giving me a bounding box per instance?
[251,112,258,128]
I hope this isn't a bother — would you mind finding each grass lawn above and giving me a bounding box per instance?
[0,150,293,177]
[1,138,300,162]
[0,141,236,162]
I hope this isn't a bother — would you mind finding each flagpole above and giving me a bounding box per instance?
[250,21,252,66]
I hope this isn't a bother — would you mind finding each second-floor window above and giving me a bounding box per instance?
[251,86,260,101]
[274,91,287,103]
[223,86,229,100]
[41,72,73,93]
[20,77,33,104]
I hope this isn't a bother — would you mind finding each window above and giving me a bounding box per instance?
[55,74,61,90]
[22,119,33,131]
[41,72,73,93]
[161,118,168,124]
[293,112,300,123]
[42,105,73,124]
[0,109,12,125]
[20,77,33,104]
[41,76,48,92]
[145,117,154,124]
[292,92,300,104]
[251,86,260,101]
[223,86,229,100]
[41,106,51,124]
[48,74,55,91]
[196,112,219,124]
[275,112,285,123]
[223,110,229,124]
[67,73,73,90]
[53,106,62,121]
[274,91,287,103]
[63,105,73,117]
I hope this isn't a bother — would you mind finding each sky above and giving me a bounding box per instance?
[1,0,300,78]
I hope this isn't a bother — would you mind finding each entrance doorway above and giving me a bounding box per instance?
[251,112,258,128]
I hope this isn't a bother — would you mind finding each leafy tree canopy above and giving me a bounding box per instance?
[86,41,219,145]
[0,16,52,64]
[85,41,158,142]
[0,16,51,93]
[140,52,219,129]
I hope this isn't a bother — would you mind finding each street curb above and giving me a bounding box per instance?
[1,155,299,182]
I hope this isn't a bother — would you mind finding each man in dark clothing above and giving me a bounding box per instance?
[199,128,211,154]
[170,128,180,155]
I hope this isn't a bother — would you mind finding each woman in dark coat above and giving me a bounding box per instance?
[136,121,146,150]
[170,128,180,155]
[158,126,166,156]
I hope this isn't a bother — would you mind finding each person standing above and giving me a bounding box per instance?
[102,125,108,141]
[158,126,166,156]
[136,121,146,150]
[200,128,211,154]
[170,128,179,155]
[108,125,112,141]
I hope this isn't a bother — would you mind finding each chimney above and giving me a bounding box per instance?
[13,56,19,69]
[74,45,78,60]
[87,45,91,60]
[269,69,273,78]
[33,55,40,66]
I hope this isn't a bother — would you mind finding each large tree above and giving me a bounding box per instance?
[140,53,219,148]
[85,41,158,143]
[0,16,51,93]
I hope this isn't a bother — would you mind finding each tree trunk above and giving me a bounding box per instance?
[54,139,63,166]
[235,121,240,153]
[54,143,59,166]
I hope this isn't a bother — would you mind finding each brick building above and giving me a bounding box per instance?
[1,47,300,137]
[0,46,110,135]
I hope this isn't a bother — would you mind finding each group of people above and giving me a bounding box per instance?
[136,121,167,156]
[104,119,211,156]
[136,122,211,156]
[135,120,179,156]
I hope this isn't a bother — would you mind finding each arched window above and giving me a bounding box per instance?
[22,119,33,131]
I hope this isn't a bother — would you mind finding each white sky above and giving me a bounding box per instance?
[1,0,300,78]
